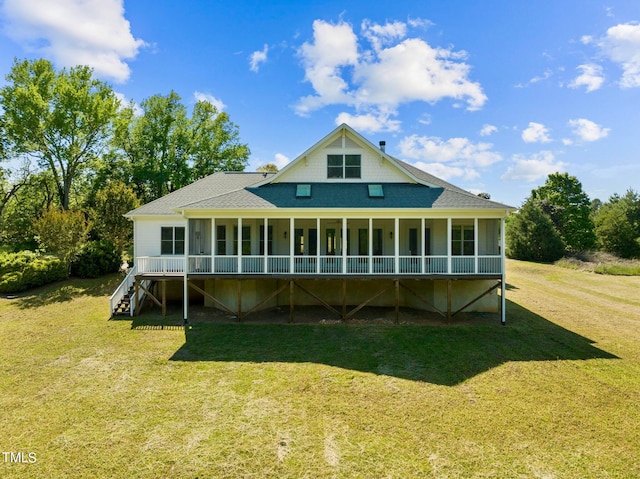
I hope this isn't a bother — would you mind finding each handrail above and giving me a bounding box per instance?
[109,264,137,315]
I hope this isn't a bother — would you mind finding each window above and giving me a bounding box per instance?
[368,184,384,197]
[327,154,361,178]
[372,229,383,256]
[233,226,251,255]
[409,228,418,256]
[259,225,273,255]
[161,226,185,255]
[294,228,304,255]
[296,184,311,198]
[358,229,368,255]
[216,225,226,255]
[308,229,318,255]
[326,228,337,255]
[452,224,474,256]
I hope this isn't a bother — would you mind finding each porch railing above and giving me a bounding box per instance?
[136,255,503,275]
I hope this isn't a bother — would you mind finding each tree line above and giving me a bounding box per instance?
[0,58,250,273]
[506,172,640,261]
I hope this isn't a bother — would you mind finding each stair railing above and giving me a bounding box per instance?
[110,264,137,317]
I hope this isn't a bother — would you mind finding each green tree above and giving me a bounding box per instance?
[506,200,565,262]
[112,92,249,203]
[0,59,119,210]
[530,172,596,252]
[91,181,140,252]
[257,163,279,172]
[33,209,91,275]
[593,190,640,258]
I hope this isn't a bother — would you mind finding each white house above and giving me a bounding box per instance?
[111,124,514,324]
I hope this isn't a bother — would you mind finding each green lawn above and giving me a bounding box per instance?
[1,261,639,478]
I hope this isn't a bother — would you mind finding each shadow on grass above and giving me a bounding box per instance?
[122,299,619,386]
[10,273,123,309]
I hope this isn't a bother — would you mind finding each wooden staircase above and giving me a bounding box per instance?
[112,284,135,317]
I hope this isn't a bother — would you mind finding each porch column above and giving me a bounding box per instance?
[368,217,373,274]
[289,217,294,273]
[238,217,243,273]
[447,217,452,274]
[474,217,479,274]
[211,218,216,273]
[183,218,189,323]
[263,218,268,274]
[342,217,347,274]
[501,216,506,325]
[394,217,399,274]
[316,218,320,274]
[420,217,425,274]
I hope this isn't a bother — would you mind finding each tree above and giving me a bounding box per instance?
[33,209,91,275]
[91,181,140,252]
[0,59,119,210]
[112,92,250,203]
[257,163,279,172]
[530,172,596,252]
[593,190,640,258]
[506,200,565,262]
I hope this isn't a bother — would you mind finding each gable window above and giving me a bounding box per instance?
[327,154,361,178]
[161,226,185,255]
[452,224,474,256]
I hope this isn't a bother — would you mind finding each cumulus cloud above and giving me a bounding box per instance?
[194,91,226,111]
[249,44,269,72]
[522,122,552,143]
[335,109,401,133]
[569,64,605,92]
[274,153,290,169]
[501,151,565,182]
[398,134,501,181]
[598,22,640,88]
[568,118,610,142]
[1,0,145,83]
[480,124,497,136]
[295,18,486,132]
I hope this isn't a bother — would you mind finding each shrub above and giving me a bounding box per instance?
[0,251,67,293]
[70,240,121,278]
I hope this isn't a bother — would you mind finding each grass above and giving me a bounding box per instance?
[556,251,640,275]
[1,262,639,478]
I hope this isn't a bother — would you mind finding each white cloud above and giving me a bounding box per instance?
[569,64,605,92]
[274,153,290,169]
[568,118,610,142]
[581,35,594,45]
[501,151,565,182]
[521,122,552,143]
[515,69,552,88]
[335,108,401,133]
[295,19,486,125]
[249,44,269,72]
[598,22,640,88]
[194,91,226,111]
[398,134,501,181]
[1,0,145,83]
[480,124,497,136]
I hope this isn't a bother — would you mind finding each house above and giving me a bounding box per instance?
[111,124,514,324]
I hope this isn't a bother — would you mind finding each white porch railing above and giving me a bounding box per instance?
[135,255,503,276]
[109,264,137,316]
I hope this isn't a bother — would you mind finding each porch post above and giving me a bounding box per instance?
[263,218,268,274]
[183,218,189,323]
[394,217,399,274]
[368,217,373,274]
[474,217,479,274]
[420,217,425,274]
[316,218,320,274]
[501,217,506,325]
[237,217,243,273]
[342,217,347,274]
[289,217,294,273]
[447,217,452,274]
[211,217,216,273]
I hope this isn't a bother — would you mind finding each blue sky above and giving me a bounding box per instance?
[1,0,639,207]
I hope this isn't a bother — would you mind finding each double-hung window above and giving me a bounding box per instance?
[327,154,361,178]
[161,226,185,255]
[452,224,474,256]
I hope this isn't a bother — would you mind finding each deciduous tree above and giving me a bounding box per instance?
[593,189,640,258]
[506,200,565,262]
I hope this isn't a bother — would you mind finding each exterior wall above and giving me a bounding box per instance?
[274,134,411,184]
[134,217,187,258]
[434,279,498,312]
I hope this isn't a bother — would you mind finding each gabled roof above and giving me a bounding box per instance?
[125,124,515,217]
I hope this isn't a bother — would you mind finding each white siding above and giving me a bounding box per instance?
[134,217,187,257]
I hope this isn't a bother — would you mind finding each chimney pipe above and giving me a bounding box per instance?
[379,140,386,152]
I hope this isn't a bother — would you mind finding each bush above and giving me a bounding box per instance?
[0,251,67,293]
[70,240,121,278]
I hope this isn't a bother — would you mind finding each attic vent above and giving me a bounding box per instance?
[368,184,384,198]
[296,184,311,198]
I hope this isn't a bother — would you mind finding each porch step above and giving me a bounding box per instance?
[112,285,135,317]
